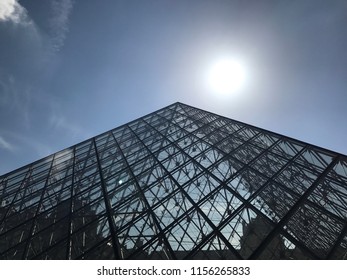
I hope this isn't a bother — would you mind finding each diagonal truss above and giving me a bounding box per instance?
[0,102,347,259]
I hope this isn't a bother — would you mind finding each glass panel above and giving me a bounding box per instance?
[284,202,344,258]
[107,180,138,207]
[296,148,333,171]
[33,239,68,260]
[233,127,258,142]
[0,242,26,260]
[166,209,213,259]
[136,165,168,191]
[71,215,110,259]
[274,163,318,195]
[199,187,243,226]
[251,152,287,178]
[1,203,38,233]
[195,147,224,169]
[27,218,69,259]
[233,143,264,164]
[1,102,346,260]
[308,178,347,220]
[0,220,33,253]
[220,207,273,259]
[184,173,220,203]
[251,133,279,149]
[143,176,179,207]
[131,238,171,260]
[270,140,303,159]
[257,234,312,259]
[191,235,238,260]
[82,237,115,260]
[328,233,347,260]
[251,182,300,223]
[330,159,347,181]
[117,214,157,259]
[227,168,268,200]
[215,136,244,153]
[152,193,193,230]
[209,157,243,181]
[171,161,202,186]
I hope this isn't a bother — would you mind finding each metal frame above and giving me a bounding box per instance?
[0,102,347,259]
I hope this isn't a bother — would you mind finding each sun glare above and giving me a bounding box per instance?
[207,57,247,95]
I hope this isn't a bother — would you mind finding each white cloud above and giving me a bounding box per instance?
[49,0,74,52]
[0,0,74,50]
[0,136,14,151]
[0,0,29,24]
[0,1,75,136]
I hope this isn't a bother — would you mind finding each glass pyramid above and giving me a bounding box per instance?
[1,102,347,259]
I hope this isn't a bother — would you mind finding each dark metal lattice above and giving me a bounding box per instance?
[1,102,347,259]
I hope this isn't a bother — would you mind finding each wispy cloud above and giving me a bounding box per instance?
[0,74,34,130]
[0,0,74,131]
[49,0,74,52]
[2,130,54,158]
[0,75,28,109]
[0,135,15,151]
[0,0,30,24]
[49,113,86,139]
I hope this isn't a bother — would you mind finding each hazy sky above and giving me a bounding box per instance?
[1,0,347,175]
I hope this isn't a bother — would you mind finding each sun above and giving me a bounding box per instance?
[207,57,247,95]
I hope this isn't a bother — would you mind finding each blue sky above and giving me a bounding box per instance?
[1,0,347,175]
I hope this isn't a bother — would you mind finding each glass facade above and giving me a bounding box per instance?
[0,102,347,259]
